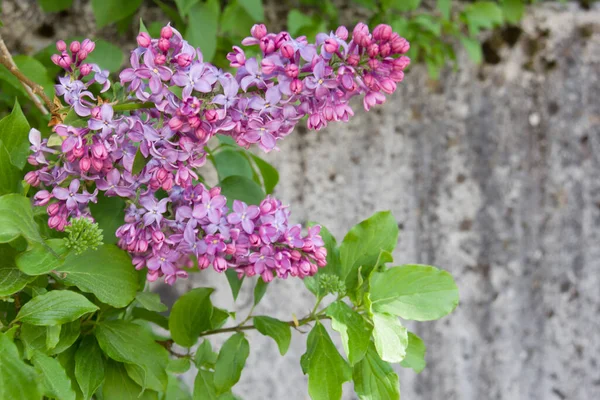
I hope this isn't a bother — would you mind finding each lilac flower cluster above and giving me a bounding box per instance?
[26,23,410,284]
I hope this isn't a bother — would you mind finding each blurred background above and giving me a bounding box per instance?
[1,0,599,399]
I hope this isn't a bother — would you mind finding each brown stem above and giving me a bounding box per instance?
[198,314,330,337]
[0,35,56,115]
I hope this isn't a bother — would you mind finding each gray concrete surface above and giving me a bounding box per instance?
[2,1,600,399]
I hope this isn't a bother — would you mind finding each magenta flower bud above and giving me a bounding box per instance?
[352,22,371,47]
[132,256,145,270]
[226,46,245,67]
[81,39,95,54]
[261,58,278,75]
[56,40,67,52]
[209,186,221,197]
[156,168,169,182]
[346,53,360,66]
[290,78,303,94]
[367,43,379,58]
[324,38,339,54]
[390,35,410,54]
[79,156,91,172]
[363,73,377,90]
[161,25,173,39]
[48,215,62,229]
[367,58,380,70]
[393,56,410,70]
[323,105,336,121]
[92,142,107,160]
[379,78,397,94]
[91,157,104,171]
[77,50,88,61]
[198,255,210,270]
[70,41,81,53]
[72,144,85,158]
[154,53,167,65]
[57,52,72,69]
[308,113,324,130]
[335,26,349,40]
[168,116,183,131]
[47,202,60,216]
[34,190,52,206]
[390,70,405,82]
[80,63,92,76]
[251,24,267,39]
[363,91,386,111]
[24,171,40,186]
[136,239,148,253]
[204,109,218,123]
[280,43,295,59]
[188,115,201,129]
[225,243,236,255]
[175,53,192,67]
[373,24,392,41]
[285,63,299,78]
[137,32,151,48]
[147,270,159,282]
[249,234,261,246]
[158,37,170,52]
[50,54,61,66]
[152,230,165,244]
[260,37,275,54]
[213,257,227,272]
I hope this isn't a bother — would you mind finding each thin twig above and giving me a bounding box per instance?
[198,314,330,338]
[0,35,54,115]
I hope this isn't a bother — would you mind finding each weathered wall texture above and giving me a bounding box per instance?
[3,1,600,399]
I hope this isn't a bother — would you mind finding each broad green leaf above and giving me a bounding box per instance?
[186,0,220,63]
[216,134,237,146]
[92,0,143,28]
[369,264,459,321]
[352,344,400,400]
[0,245,35,296]
[38,0,73,12]
[75,336,105,399]
[135,292,167,312]
[214,149,253,180]
[372,313,408,363]
[0,141,20,195]
[304,224,340,296]
[54,344,84,399]
[400,332,426,373]
[86,39,125,73]
[460,36,483,64]
[220,1,256,37]
[16,239,67,275]
[167,372,193,400]
[300,323,351,400]
[20,320,80,359]
[501,0,525,24]
[95,320,168,391]
[14,55,55,100]
[213,333,250,394]
[0,194,43,244]
[253,316,291,355]
[225,269,244,301]
[0,99,30,169]
[238,0,264,21]
[436,0,451,19]
[219,175,265,208]
[210,307,230,330]
[253,277,268,306]
[195,340,218,369]
[89,194,125,245]
[326,301,371,365]
[56,244,139,308]
[251,154,279,194]
[463,1,504,36]
[193,369,218,400]
[103,360,159,400]
[154,0,186,29]
[46,325,61,350]
[131,308,169,330]
[0,332,41,400]
[287,10,313,36]
[15,290,98,326]
[167,358,192,374]
[169,288,214,347]
[125,361,169,393]
[339,211,398,295]
[175,0,200,17]
[32,351,77,400]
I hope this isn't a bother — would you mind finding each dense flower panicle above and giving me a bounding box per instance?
[27,22,409,284]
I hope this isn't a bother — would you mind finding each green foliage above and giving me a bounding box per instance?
[400,332,427,373]
[352,344,400,400]
[92,0,143,28]
[169,288,215,347]
[219,175,266,207]
[326,301,371,365]
[38,0,74,12]
[64,217,104,255]
[32,350,77,400]
[213,333,250,394]
[253,316,291,355]
[371,312,408,363]
[74,336,105,399]
[0,332,41,400]
[186,0,221,63]
[15,290,98,326]
[0,99,30,170]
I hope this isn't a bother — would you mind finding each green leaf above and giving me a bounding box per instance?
[139,18,149,33]
[213,333,250,394]
[14,55,55,100]
[135,292,168,312]
[186,0,220,63]
[167,358,192,374]
[251,154,279,194]
[501,0,525,24]
[153,0,185,29]
[86,39,125,73]
[304,224,340,296]
[15,290,98,326]
[131,308,169,330]
[16,239,67,275]
[46,325,61,350]
[463,1,504,35]
[352,343,400,400]
[167,372,193,400]
[400,332,426,373]
[38,0,73,12]
[214,149,253,180]
[219,175,265,208]
[339,211,398,295]
[436,0,451,19]
[253,277,268,306]
[460,36,483,64]
[0,245,35,296]
[393,0,421,11]
[0,332,41,400]
[287,10,313,36]
[55,244,139,308]
[0,141,20,196]
[95,320,169,392]
[238,0,264,21]
[0,194,43,244]
[372,313,408,363]
[175,0,200,17]
[220,1,255,37]
[74,336,105,399]
[195,340,218,369]
[89,193,125,245]
[20,320,81,359]
[225,269,244,301]
[0,99,31,169]
[32,351,77,400]
[369,264,459,321]
[54,345,84,399]
[300,323,351,400]
[169,288,214,347]
[132,147,149,176]
[326,301,371,365]
[253,316,291,355]
[103,359,158,400]
[92,0,143,28]
[193,369,218,400]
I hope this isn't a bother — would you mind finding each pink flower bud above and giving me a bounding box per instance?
[390,70,405,82]
[280,43,295,59]
[261,271,274,282]
[175,53,192,67]
[379,78,397,94]
[367,43,379,58]
[81,39,95,54]
[290,78,303,94]
[285,63,299,78]
[161,25,173,39]
[204,109,219,123]
[323,105,336,121]
[168,116,183,131]
[209,186,221,196]
[79,156,91,172]
[251,24,267,39]
[77,50,88,61]
[225,243,236,255]
[136,239,148,253]
[69,41,80,53]
[137,32,151,48]
[56,40,67,52]
[152,230,165,244]
[393,56,410,70]
[91,157,104,171]
[213,257,227,272]
[162,176,173,191]
[379,42,392,57]
[154,53,166,65]
[346,53,360,66]
[156,168,169,182]
[92,142,107,160]
[373,24,392,41]
[24,171,40,186]
[390,35,410,54]
[48,215,62,229]
[50,54,61,66]
[147,270,159,281]
[261,58,278,75]
[57,52,72,69]
[352,22,371,47]
[324,38,339,54]
[198,255,210,270]
[367,58,380,70]
[47,202,60,216]
[72,144,85,158]
[80,63,92,76]
[249,234,261,246]
[260,37,275,54]
[363,91,386,111]
[335,26,349,40]
[158,37,170,52]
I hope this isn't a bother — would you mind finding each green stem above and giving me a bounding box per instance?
[112,101,155,112]
[198,314,330,338]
